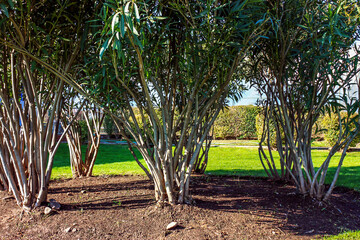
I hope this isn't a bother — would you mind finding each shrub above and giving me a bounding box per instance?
[321,112,360,147]
[78,120,89,143]
[213,105,260,139]
[255,112,277,147]
[103,115,117,138]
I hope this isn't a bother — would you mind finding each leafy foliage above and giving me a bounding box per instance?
[103,115,118,138]
[322,112,360,147]
[213,106,260,139]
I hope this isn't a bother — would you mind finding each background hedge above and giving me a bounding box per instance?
[213,105,260,139]
[212,106,359,148]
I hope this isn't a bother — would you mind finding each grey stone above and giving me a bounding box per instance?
[166,222,178,230]
[64,227,71,233]
[50,201,61,210]
[44,207,53,215]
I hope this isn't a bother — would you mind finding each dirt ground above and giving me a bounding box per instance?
[1,175,360,240]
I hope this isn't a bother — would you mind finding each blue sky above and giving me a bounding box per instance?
[230,83,359,106]
[229,87,260,106]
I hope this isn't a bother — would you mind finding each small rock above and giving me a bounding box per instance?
[50,201,61,210]
[166,222,178,230]
[72,228,77,232]
[80,190,86,194]
[44,207,53,215]
[305,229,314,234]
[64,227,72,233]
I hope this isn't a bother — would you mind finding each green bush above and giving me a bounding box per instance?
[321,112,360,147]
[78,120,89,143]
[103,115,117,138]
[213,105,260,139]
[255,112,277,147]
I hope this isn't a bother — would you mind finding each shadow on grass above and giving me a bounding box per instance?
[206,165,360,191]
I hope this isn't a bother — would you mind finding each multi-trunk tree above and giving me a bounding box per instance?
[0,1,94,210]
[250,0,360,201]
[61,96,104,178]
[97,0,265,204]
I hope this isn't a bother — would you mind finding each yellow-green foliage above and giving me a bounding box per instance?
[128,107,180,138]
[255,112,278,147]
[213,105,260,139]
[321,112,360,147]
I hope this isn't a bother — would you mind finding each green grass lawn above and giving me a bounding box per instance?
[211,139,333,148]
[52,143,360,191]
[323,230,360,240]
[206,147,360,191]
[53,144,146,179]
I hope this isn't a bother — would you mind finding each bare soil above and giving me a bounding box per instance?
[1,175,360,240]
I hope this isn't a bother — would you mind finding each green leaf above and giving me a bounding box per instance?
[112,12,120,33]
[124,2,131,15]
[100,38,110,59]
[7,0,14,9]
[80,23,89,51]
[334,27,349,38]
[0,4,9,17]
[120,15,125,38]
[133,35,143,51]
[132,26,139,36]
[153,16,167,20]
[194,10,208,19]
[114,40,122,51]
[103,2,117,10]
[134,3,140,22]
[126,14,134,35]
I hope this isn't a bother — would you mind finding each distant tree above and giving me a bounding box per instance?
[61,95,105,178]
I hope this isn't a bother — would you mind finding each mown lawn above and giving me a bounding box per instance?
[52,143,360,191]
[206,146,360,191]
[52,144,146,178]
[211,140,335,148]
[323,230,360,240]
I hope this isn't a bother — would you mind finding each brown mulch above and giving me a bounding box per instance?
[0,175,360,240]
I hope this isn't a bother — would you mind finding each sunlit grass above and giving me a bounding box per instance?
[205,146,360,191]
[211,139,338,148]
[52,144,146,179]
[322,230,360,240]
[52,143,360,191]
